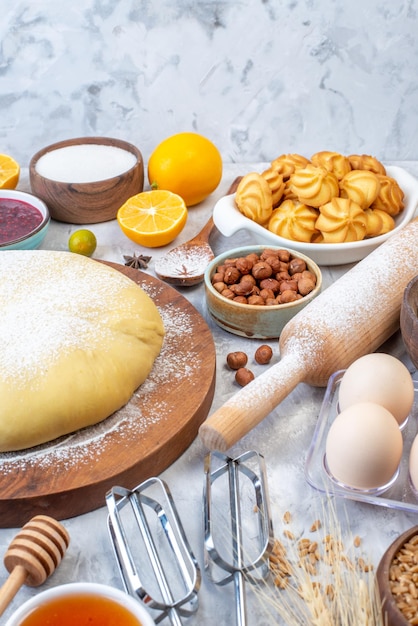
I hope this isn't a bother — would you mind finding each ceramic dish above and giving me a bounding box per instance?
[0,189,50,250]
[305,368,418,513]
[213,166,418,266]
[204,244,322,339]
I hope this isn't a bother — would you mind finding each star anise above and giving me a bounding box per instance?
[123,253,152,270]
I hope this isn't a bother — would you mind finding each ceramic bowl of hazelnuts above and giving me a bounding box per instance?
[204,245,322,339]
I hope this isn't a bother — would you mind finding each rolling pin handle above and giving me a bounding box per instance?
[199,355,305,451]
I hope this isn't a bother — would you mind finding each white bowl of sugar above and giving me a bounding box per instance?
[29,137,144,224]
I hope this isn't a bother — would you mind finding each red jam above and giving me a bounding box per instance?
[0,198,44,244]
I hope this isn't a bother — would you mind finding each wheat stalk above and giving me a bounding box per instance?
[249,495,384,625]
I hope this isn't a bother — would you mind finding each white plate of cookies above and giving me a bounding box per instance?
[213,152,418,266]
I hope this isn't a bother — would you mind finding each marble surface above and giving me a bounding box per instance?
[2,0,418,168]
[1,162,418,624]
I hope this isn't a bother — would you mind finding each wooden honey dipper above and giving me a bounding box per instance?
[199,216,418,452]
[0,515,70,617]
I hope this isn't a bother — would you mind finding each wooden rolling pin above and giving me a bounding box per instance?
[0,515,70,617]
[199,217,418,452]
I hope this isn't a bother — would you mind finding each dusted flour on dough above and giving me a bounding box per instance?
[0,250,165,451]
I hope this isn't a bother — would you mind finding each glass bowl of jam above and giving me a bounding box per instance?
[0,190,50,250]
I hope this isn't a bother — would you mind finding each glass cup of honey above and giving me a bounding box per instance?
[5,582,155,626]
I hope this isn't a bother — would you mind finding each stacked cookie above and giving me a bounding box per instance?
[235,151,404,244]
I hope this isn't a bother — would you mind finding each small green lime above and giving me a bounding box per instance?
[68,229,97,257]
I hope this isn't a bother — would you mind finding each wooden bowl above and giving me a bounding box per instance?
[29,137,144,224]
[400,275,418,369]
[204,245,322,339]
[376,525,418,625]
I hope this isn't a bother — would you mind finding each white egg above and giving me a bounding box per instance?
[338,353,414,426]
[325,401,403,490]
[409,434,418,492]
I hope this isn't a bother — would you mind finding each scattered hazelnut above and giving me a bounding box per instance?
[255,345,273,365]
[235,367,255,386]
[226,351,248,370]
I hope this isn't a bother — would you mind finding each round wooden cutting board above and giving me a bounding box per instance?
[0,263,216,527]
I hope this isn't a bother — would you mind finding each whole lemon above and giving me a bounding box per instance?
[68,229,97,257]
[147,132,222,206]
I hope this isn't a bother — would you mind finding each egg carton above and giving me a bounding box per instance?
[305,369,418,513]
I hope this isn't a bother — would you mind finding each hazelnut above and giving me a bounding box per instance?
[275,271,291,282]
[224,266,241,285]
[233,296,248,304]
[259,288,275,300]
[212,271,225,283]
[298,277,316,296]
[220,288,235,300]
[289,257,307,275]
[230,281,252,296]
[259,277,280,293]
[213,281,226,293]
[235,367,255,386]
[246,252,259,264]
[277,249,291,262]
[262,255,281,273]
[254,344,273,364]
[302,270,317,282]
[240,274,257,287]
[279,280,298,293]
[235,257,253,274]
[260,248,280,260]
[280,290,298,303]
[226,351,248,370]
[247,295,265,305]
[252,261,273,280]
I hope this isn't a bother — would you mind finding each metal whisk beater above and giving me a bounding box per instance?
[203,450,275,626]
[106,477,200,625]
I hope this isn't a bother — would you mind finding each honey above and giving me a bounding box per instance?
[19,593,143,626]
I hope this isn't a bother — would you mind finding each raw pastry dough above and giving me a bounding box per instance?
[0,251,165,452]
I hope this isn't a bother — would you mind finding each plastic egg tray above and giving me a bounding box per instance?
[305,368,418,513]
